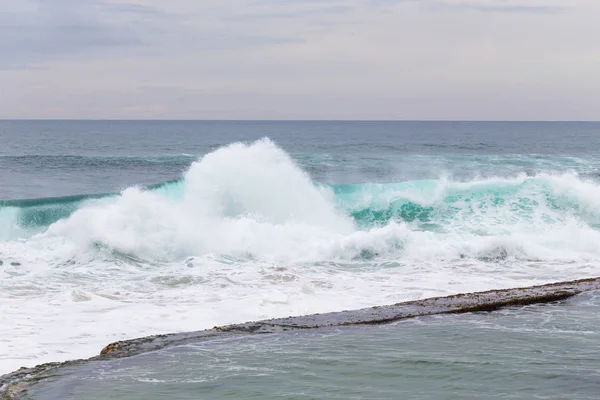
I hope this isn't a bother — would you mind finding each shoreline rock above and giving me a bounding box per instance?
[2,277,600,399]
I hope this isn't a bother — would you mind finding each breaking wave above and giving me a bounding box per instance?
[5,137,600,375]
[2,139,600,265]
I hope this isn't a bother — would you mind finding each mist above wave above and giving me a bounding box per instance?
[1,139,600,265]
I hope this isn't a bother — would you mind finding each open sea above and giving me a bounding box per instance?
[2,121,600,395]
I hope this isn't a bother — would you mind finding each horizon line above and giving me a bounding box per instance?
[2,119,600,123]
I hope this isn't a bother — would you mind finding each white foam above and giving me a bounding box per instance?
[3,140,600,374]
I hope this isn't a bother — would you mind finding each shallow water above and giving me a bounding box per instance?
[29,291,600,399]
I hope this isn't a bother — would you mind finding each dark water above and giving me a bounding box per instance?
[2,120,600,200]
[29,292,600,400]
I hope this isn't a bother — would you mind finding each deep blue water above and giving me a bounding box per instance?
[2,120,600,200]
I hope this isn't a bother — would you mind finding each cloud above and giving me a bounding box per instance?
[239,5,354,20]
[431,0,569,13]
[0,0,167,69]
[1,0,599,120]
[0,0,304,70]
[364,0,568,13]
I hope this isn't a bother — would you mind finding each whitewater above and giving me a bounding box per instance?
[3,136,600,374]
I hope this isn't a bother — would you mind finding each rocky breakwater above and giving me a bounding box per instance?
[3,277,600,399]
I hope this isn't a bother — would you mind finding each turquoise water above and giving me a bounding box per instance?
[6,173,600,234]
[2,121,600,376]
[30,292,600,399]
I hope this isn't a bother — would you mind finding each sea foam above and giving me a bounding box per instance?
[2,139,600,373]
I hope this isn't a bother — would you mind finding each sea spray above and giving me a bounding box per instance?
[3,138,600,374]
[42,139,353,261]
[2,141,600,263]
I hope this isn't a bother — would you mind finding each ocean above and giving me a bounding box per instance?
[2,120,600,382]
[27,292,600,399]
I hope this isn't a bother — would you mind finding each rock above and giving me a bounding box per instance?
[4,276,600,399]
[100,343,120,356]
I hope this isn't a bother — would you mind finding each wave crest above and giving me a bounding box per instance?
[3,140,600,265]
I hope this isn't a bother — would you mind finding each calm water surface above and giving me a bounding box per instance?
[30,292,600,400]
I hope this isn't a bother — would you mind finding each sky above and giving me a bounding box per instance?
[0,0,599,120]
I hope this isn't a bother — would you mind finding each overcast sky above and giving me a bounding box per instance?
[1,0,599,120]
